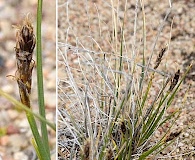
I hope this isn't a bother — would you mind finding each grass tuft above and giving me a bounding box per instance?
[58,1,192,159]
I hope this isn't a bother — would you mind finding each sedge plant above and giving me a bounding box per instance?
[0,0,56,159]
[58,0,192,159]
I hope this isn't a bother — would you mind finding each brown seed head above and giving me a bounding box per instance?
[169,69,180,91]
[15,14,36,53]
[14,14,35,108]
[165,130,182,142]
[106,148,114,160]
[80,139,90,160]
[154,46,167,69]
[121,121,126,135]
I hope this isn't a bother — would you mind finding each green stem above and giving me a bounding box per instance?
[139,0,146,93]
[36,0,50,158]
[31,138,42,160]
[0,89,56,130]
[26,112,49,160]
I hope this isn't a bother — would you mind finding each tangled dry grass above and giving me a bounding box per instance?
[58,0,194,159]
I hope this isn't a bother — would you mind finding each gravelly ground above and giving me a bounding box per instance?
[0,0,56,159]
[58,0,194,159]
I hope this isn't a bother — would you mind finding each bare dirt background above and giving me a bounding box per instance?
[58,0,194,159]
[0,0,56,159]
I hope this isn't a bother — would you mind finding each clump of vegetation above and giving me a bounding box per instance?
[58,1,191,159]
[0,1,55,159]
[13,14,51,159]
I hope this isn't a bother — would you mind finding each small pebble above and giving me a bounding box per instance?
[14,152,28,160]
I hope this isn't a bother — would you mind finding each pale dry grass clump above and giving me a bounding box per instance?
[58,1,192,159]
